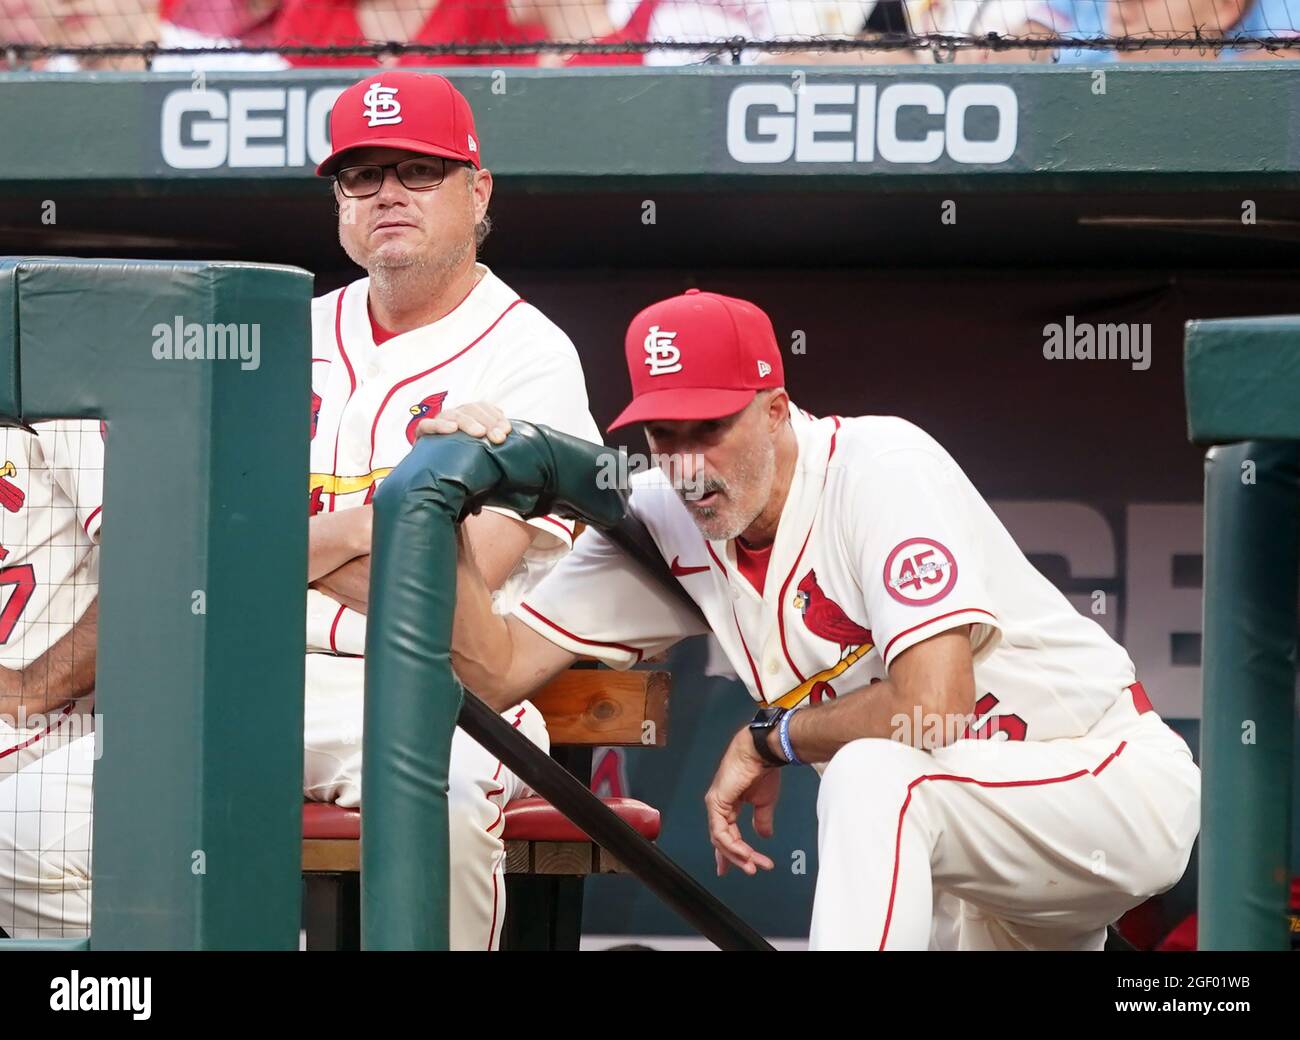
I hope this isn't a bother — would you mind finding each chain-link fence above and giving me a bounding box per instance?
[3,0,1300,71]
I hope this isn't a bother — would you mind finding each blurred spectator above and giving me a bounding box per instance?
[758,0,1050,63]
[1227,0,1300,57]
[642,0,877,63]
[1,0,45,45]
[22,0,161,67]
[521,0,892,71]
[157,0,288,65]
[161,0,279,41]
[17,0,1296,67]
[272,0,548,65]
[12,0,286,68]
[906,0,1051,59]
[1033,0,1300,61]
[515,0,661,64]
[275,0,883,68]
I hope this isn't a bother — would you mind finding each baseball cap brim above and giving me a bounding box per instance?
[316,137,475,177]
[606,387,756,433]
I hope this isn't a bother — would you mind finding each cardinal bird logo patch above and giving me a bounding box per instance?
[311,391,322,441]
[406,391,449,444]
[794,569,873,656]
[0,461,25,514]
[765,568,877,710]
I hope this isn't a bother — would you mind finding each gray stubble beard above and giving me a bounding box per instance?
[685,434,777,543]
[340,217,474,303]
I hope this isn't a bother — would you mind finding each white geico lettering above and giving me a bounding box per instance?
[161,86,344,170]
[726,82,1017,166]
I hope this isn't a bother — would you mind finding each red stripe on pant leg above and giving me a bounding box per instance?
[484,705,529,949]
[488,871,500,951]
[877,742,1127,950]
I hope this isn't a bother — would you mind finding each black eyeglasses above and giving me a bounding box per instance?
[334,156,458,198]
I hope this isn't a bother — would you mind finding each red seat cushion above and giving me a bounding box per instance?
[303,801,360,840]
[301,797,660,843]
[502,797,660,842]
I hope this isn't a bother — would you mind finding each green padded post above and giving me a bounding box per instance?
[1186,318,1300,951]
[1185,317,1300,444]
[1198,442,1298,950]
[0,258,311,950]
[362,424,624,950]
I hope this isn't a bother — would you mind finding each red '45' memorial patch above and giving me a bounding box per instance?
[883,538,958,606]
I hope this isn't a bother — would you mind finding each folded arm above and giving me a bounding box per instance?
[0,599,99,721]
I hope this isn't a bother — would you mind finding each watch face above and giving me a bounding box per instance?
[752,707,781,728]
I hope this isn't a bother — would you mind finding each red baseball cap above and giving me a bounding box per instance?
[608,289,784,432]
[316,72,481,177]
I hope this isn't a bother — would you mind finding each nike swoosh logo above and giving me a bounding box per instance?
[670,557,710,577]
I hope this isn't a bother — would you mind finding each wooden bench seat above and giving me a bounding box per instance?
[302,796,662,875]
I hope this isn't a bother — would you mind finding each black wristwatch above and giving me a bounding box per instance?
[748,707,790,767]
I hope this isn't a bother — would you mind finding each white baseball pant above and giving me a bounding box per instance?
[810,687,1200,950]
[0,714,96,939]
[303,652,550,951]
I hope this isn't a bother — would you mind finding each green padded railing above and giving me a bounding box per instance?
[362,422,626,950]
[0,258,310,950]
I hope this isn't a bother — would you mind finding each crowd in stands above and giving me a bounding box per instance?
[3,0,1298,70]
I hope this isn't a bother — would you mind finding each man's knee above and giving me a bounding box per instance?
[1129,837,1195,903]
[818,738,933,821]
[446,757,503,847]
[1116,761,1200,901]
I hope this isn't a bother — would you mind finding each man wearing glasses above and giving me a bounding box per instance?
[305,72,601,949]
[0,72,598,946]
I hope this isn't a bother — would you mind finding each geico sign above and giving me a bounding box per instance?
[727,82,1018,165]
[160,86,346,169]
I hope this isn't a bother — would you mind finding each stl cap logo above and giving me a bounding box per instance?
[362,83,402,127]
[467,134,478,153]
[643,325,682,376]
[757,360,772,378]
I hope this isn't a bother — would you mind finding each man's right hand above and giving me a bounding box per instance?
[417,402,512,444]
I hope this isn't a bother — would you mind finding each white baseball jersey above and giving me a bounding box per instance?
[307,263,602,655]
[0,420,103,767]
[516,407,1140,749]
